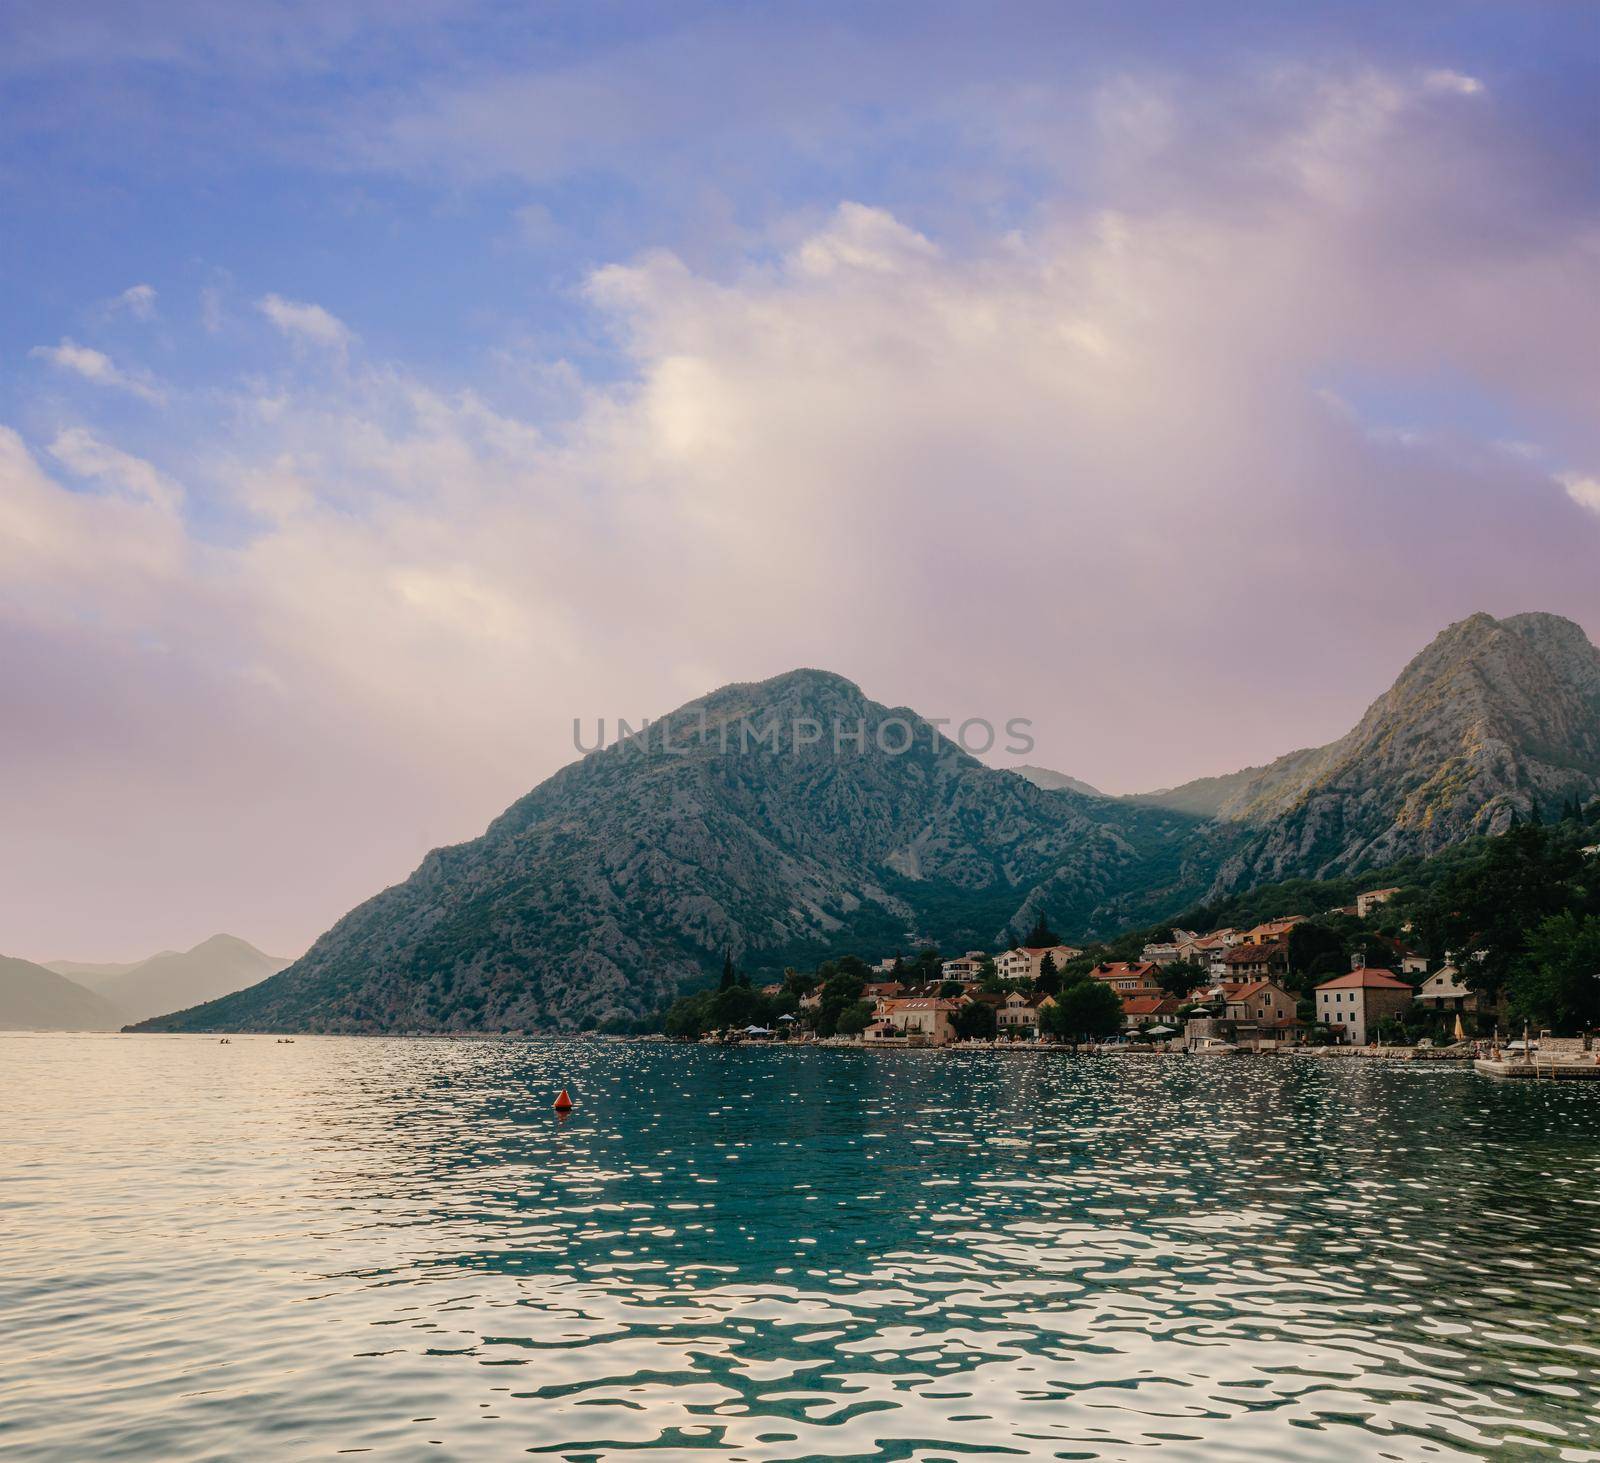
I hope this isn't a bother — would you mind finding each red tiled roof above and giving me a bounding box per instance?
[1122,994,1178,1016]
[1315,967,1411,991]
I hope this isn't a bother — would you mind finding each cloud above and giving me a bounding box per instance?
[48,427,183,513]
[1560,473,1600,516]
[108,283,158,320]
[257,293,352,350]
[29,338,165,402]
[3,55,1598,961]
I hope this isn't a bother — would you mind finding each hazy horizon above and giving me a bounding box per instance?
[4,2,1598,960]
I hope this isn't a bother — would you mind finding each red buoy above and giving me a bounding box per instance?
[553,1088,574,1112]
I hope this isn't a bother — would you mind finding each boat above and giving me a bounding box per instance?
[1187,1036,1239,1055]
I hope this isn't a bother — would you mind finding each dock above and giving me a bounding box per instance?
[1474,1056,1600,1081]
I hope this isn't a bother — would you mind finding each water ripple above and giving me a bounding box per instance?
[4,1036,1600,1460]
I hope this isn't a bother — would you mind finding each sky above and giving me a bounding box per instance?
[3,1,1599,962]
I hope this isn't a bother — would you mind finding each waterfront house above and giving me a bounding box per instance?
[872,997,960,1046]
[996,989,1054,1039]
[1315,966,1413,1044]
[1415,964,1494,1015]
[1222,980,1301,1047]
[862,980,905,1007]
[1121,993,1181,1031]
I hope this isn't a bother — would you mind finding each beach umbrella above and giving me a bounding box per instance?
[1453,1013,1465,1041]
[1146,1024,1176,1035]
[743,1024,772,1035]
[777,1013,797,1022]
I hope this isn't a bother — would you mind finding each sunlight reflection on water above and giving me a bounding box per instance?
[4,1035,1600,1460]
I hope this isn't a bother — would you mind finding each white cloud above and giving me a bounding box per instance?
[257,294,352,350]
[1559,473,1600,516]
[3,59,1598,960]
[48,427,183,513]
[108,283,158,320]
[29,338,165,403]
[1423,69,1485,96]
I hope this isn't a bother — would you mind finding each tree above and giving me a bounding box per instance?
[938,980,965,999]
[1429,823,1585,997]
[1287,921,1345,987]
[1157,958,1208,997]
[835,1000,874,1036]
[1035,953,1061,996]
[719,950,737,992]
[1022,912,1061,947]
[952,1000,997,1042]
[1042,978,1123,1046]
[1510,911,1600,1031]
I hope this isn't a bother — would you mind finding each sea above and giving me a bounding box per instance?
[4,1033,1599,1461]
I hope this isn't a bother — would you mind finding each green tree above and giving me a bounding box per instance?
[1287,921,1345,986]
[1022,912,1061,947]
[835,1000,874,1036]
[1157,958,1208,997]
[1510,911,1600,1030]
[952,999,997,1041]
[1042,978,1123,1046]
[719,950,737,992]
[1035,953,1061,996]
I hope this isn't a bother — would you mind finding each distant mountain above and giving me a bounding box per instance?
[1194,612,1600,890]
[46,953,178,983]
[135,672,1207,1035]
[1012,765,1105,798]
[1,956,124,1031]
[48,936,290,1026]
[133,613,1600,1036]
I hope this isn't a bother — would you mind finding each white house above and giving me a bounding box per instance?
[1315,967,1413,1044]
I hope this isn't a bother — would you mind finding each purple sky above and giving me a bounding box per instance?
[2,3,1598,961]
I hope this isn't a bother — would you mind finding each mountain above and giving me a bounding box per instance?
[1,956,125,1031]
[51,936,291,1025]
[46,952,179,983]
[135,672,1208,1034]
[1012,765,1105,798]
[133,613,1600,1036]
[1186,612,1600,890]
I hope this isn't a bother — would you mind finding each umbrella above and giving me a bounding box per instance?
[1453,1013,1465,1041]
[743,1024,772,1035]
[1145,1024,1176,1035]
[777,1013,797,1022]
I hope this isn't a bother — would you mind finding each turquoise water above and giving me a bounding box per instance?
[4,1036,1600,1461]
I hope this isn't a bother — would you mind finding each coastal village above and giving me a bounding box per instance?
[669,878,1597,1070]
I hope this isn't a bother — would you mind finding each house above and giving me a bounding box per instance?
[1087,961,1163,996]
[759,982,784,998]
[1219,940,1289,982]
[870,958,901,975]
[1242,916,1306,945]
[996,989,1054,1039]
[870,997,960,1046]
[940,951,989,982]
[1315,966,1413,1044]
[1356,886,1402,919]
[1415,965,1494,1015]
[862,981,905,1007]
[1142,930,1202,965]
[1223,980,1301,1047]
[997,944,1082,983]
[1121,993,1181,1030]
[1398,950,1428,976]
